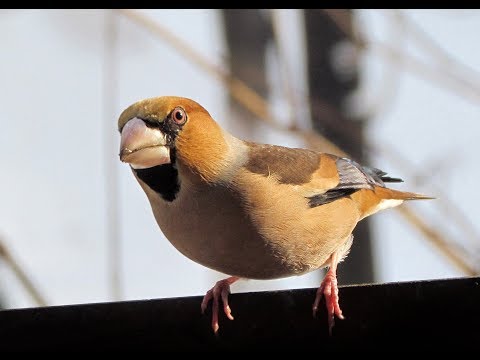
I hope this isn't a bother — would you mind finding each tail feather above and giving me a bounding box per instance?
[364,166,404,184]
[375,186,435,201]
[380,176,404,183]
[353,185,434,220]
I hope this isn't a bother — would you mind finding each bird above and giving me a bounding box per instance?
[118,96,433,335]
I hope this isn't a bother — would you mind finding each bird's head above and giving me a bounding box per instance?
[118,96,209,168]
[118,96,241,191]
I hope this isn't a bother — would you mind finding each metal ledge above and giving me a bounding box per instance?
[0,276,478,351]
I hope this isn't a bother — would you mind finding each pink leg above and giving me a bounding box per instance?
[312,250,344,335]
[201,276,240,333]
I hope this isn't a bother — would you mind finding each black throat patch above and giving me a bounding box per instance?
[132,115,184,202]
[133,149,180,202]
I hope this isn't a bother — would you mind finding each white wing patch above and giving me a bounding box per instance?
[375,199,404,213]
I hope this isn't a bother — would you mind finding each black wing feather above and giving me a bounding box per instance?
[307,157,402,207]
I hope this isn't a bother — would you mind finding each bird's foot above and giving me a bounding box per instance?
[201,276,239,334]
[312,268,344,335]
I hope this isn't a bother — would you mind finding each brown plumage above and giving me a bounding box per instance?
[118,96,433,334]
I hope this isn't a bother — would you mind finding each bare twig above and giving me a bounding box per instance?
[118,9,274,126]
[0,237,47,307]
[392,9,480,84]
[372,142,480,250]
[371,42,480,105]
[356,10,405,120]
[104,9,122,301]
[270,9,298,129]
[324,9,480,106]
[117,9,338,152]
[396,206,477,275]
[323,9,366,48]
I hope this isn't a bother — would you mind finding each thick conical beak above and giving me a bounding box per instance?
[119,117,170,169]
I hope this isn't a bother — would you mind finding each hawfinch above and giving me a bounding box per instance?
[118,96,432,334]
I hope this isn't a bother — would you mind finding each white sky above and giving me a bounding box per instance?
[0,9,477,309]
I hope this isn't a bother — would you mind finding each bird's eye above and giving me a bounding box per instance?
[171,107,187,125]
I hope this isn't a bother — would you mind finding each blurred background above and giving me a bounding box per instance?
[0,9,478,310]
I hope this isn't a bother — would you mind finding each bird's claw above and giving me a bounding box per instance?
[201,276,239,334]
[312,269,344,335]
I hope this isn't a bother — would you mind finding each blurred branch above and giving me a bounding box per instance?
[0,237,47,307]
[372,142,480,251]
[119,9,338,153]
[270,9,297,129]
[104,9,122,301]
[118,9,478,276]
[392,9,480,84]
[397,207,477,275]
[371,42,480,104]
[323,9,480,106]
[323,9,366,47]
[357,10,404,120]
[118,9,273,126]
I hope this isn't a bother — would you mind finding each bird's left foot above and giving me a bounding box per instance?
[312,251,344,335]
[201,276,239,334]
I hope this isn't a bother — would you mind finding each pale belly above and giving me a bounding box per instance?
[141,180,354,280]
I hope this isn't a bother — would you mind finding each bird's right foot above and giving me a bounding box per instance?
[201,276,239,333]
